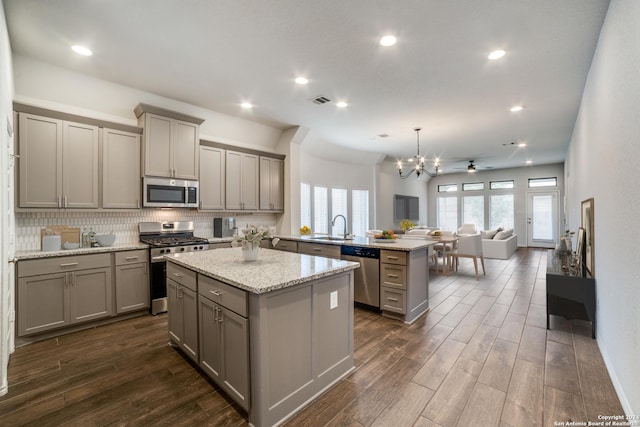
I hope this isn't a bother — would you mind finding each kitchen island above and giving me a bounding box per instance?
[164,247,359,427]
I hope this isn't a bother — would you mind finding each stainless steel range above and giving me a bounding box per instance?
[139,221,209,314]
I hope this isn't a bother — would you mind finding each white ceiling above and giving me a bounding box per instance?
[3,0,610,172]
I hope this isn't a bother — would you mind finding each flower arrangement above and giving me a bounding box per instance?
[400,219,416,232]
[231,225,280,249]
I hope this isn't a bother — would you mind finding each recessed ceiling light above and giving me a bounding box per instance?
[241,102,253,109]
[336,101,348,108]
[488,50,505,60]
[518,142,527,147]
[380,35,397,47]
[71,45,92,56]
[510,105,524,112]
[295,77,308,85]
[526,160,533,164]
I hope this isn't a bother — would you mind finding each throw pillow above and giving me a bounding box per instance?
[493,228,514,240]
[482,229,498,239]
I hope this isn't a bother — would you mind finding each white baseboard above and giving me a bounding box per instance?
[598,338,634,416]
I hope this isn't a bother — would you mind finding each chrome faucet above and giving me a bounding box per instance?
[331,214,348,238]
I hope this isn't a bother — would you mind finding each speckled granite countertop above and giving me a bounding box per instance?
[165,247,359,294]
[275,235,436,251]
[14,243,149,260]
[208,237,234,244]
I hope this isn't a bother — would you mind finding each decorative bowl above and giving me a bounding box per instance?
[95,233,116,247]
[63,242,80,250]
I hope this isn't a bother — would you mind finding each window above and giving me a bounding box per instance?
[528,177,557,188]
[352,190,369,237]
[490,194,514,229]
[490,180,514,190]
[331,188,348,236]
[462,182,484,191]
[301,183,311,228]
[313,186,328,234]
[463,196,484,230]
[437,196,458,231]
[438,184,458,192]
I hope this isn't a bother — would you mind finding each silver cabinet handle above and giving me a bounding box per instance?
[58,196,62,208]
[60,262,79,268]
[313,248,322,252]
[214,306,218,322]
[387,274,399,278]
[64,196,68,208]
[387,297,399,302]
[386,256,398,260]
[125,256,139,261]
[172,272,183,277]
[209,290,223,296]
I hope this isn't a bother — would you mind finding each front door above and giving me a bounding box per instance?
[527,191,559,248]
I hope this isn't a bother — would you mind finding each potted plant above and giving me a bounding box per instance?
[231,225,279,261]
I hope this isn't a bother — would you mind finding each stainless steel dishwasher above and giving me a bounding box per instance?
[341,246,380,310]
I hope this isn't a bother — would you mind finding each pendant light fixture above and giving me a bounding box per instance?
[397,127,440,179]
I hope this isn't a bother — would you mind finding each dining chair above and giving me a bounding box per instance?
[450,233,486,280]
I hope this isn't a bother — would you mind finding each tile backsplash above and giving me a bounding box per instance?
[15,210,277,251]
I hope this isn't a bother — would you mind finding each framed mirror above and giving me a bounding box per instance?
[581,198,595,276]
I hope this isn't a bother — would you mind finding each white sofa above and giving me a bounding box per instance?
[482,233,518,259]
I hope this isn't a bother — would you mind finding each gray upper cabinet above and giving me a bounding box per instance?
[199,145,225,210]
[102,128,141,209]
[18,113,99,208]
[135,104,204,180]
[259,156,284,211]
[225,150,259,211]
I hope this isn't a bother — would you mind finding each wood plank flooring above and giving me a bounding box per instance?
[0,248,624,426]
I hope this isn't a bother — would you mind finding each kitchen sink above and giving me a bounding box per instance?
[309,235,353,242]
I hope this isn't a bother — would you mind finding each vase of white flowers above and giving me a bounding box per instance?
[231,225,279,261]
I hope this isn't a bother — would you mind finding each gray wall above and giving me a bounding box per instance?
[564,0,639,415]
[427,163,565,247]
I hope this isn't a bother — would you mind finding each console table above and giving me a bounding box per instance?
[546,250,596,338]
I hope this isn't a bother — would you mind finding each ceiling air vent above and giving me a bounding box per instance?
[377,133,390,138]
[311,95,331,105]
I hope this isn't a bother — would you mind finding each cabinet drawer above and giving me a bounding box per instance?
[209,242,231,249]
[167,262,197,292]
[274,239,298,253]
[199,275,247,317]
[381,287,406,314]
[380,250,407,265]
[298,242,341,259]
[18,253,111,277]
[380,264,406,289]
[115,249,148,266]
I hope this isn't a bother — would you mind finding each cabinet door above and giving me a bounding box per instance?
[144,113,173,178]
[260,157,284,211]
[181,286,199,362]
[167,278,183,345]
[241,153,259,210]
[270,158,284,211]
[174,120,199,180]
[63,121,99,208]
[198,296,222,381]
[115,263,149,313]
[18,113,63,208]
[199,146,225,210]
[17,272,69,336]
[221,306,250,410]
[69,267,113,323]
[103,128,141,208]
[225,151,242,210]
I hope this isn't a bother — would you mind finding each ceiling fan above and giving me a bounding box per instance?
[451,160,494,173]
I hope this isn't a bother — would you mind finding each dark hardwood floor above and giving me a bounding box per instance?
[0,248,624,426]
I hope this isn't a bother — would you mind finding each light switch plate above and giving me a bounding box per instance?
[330,291,338,309]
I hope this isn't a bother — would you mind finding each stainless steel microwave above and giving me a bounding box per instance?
[143,177,199,208]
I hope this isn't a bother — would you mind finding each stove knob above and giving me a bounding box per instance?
[180,247,185,252]
[159,249,165,254]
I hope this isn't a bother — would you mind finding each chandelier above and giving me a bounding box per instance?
[397,127,440,179]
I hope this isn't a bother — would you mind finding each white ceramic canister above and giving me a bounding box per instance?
[42,235,62,252]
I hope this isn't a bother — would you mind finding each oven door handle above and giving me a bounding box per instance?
[151,255,166,263]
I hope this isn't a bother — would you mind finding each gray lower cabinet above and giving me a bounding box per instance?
[167,263,198,363]
[198,293,250,411]
[379,249,429,323]
[114,250,149,313]
[17,253,113,336]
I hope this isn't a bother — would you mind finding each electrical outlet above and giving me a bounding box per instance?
[330,291,338,310]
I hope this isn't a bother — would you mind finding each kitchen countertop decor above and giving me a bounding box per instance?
[165,247,359,294]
